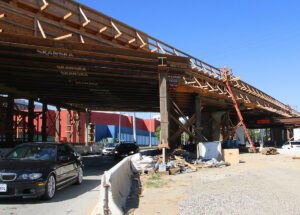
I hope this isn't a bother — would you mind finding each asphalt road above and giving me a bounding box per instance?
[0,155,117,215]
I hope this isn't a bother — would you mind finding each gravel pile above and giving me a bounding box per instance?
[178,171,300,215]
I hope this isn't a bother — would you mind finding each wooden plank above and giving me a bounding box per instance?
[53,33,73,40]
[40,0,49,11]
[63,12,72,20]
[174,155,197,170]
[170,114,195,139]
[159,67,169,149]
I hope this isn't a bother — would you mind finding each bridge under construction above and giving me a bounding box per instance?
[0,0,299,149]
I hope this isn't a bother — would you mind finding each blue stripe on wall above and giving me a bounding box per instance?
[95,124,159,146]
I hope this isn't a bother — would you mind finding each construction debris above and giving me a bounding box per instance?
[174,155,197,171]
[261,147,277,155]
[132,147,231,176]
[131,153,155,173]
[194,158,230,168]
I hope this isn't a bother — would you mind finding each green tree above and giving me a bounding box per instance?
[181,132,190,144]
[155,126,160,141]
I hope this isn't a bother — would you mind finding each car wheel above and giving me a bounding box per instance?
[43,174,56,200]
[75,167,83,185]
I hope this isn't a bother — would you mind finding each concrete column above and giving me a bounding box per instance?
[67,110,71,143]
[55,108,61,142]
[201,112,212,141]
[211,112,225,141]
[271,127,284,146]
[42,103,48,142]
[5,96,14,143]
[287,128,292,141]
[283,129,288,143]
[28,99,35,142]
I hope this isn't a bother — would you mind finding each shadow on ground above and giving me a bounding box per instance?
[0,155,118,205]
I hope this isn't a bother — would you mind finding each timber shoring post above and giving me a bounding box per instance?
[158,56,169,164]
[28,99,35,142]
[67,109,71,143]
[42,103,48,142]
[76,111,80,143]
[22,113,26,142]
[55,107,61,142]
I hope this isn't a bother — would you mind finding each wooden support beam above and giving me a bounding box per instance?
[230,76,241,82]
[201,62,210,75]
[99,26,107,33]
[170,114,195,140]
[80,35,85,43]
[63,12,72,20]
[111,21,122,39]
[157,42,166,54]
[190,59,197,69]
[151,47,158,53]
[159,64,169,149]
[76,111,80,143]
[128,38,136,44]
[40,0,49,11]
[79,7,90,27]
[171,114,195,142]
[137,32,146,48]
[206,81,217,92]
[217,85,224,94]
[173,49,179,56]
[55,107,61,142]
[37,19,46,39]
[67,110,71,143]
[223,121,242,142]
[194,77,204,89]
[54,33,72,40]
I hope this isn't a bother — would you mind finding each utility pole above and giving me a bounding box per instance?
[119,112,122,144]
[149,112,152,147]
[133,112,136,142]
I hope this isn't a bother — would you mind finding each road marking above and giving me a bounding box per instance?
[86,201,98,215]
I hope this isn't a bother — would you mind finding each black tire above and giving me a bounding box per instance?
[75,167,83,185]
[43,174,56,200]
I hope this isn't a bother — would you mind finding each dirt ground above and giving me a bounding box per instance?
[132,153,300,215]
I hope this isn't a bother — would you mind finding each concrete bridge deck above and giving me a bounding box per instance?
[0,0,299,148]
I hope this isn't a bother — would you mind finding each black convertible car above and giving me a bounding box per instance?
[113,142,139,159]
[0,142,83,200]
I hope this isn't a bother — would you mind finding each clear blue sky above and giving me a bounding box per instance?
[77,0,300,114]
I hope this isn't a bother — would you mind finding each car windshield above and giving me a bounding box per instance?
[105,143,117,148]
[5,145,57,161]
[291,142,300,145]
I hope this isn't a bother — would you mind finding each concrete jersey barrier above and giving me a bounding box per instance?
[99,156,133,215]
